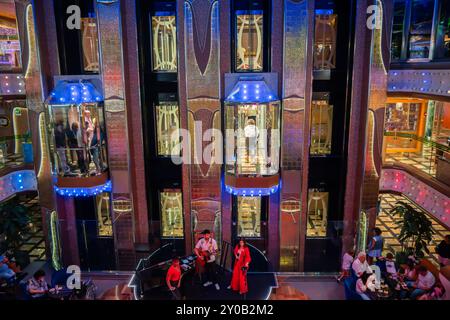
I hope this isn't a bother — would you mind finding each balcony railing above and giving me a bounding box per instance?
[384,132,450,186]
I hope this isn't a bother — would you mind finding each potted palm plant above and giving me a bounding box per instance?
[390,201,434,264]
[0,198,32,267]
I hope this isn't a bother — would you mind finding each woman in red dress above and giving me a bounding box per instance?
[228,239,251,295]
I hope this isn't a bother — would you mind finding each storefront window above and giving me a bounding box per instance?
[306,189,328,237]
[313,10,337,70]
[237,196,261,238]
[151,13,177,72]
[434,0,450,59]
[385,102,421,132]
[235,11,263,72]
[310,99,333,155]
[155,103,180,156]
[391,0,406,60]
[408,0,434,59]
[96,192,112,237]
[160,189,183,238]
[81,16,100,73]
[0,0,21,72]
[384,101,425,151]
[45,82,107,177]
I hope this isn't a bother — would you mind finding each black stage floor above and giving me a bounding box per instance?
[142,271,277,300]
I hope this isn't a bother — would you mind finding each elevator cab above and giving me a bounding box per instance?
[224,75,280,253]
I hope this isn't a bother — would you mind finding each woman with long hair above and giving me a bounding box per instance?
[228,238,251,295]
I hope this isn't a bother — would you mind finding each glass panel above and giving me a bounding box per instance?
[391,0,406,60]
[227,102,280,175]
[0,0,21,72]
[306,189,328,237]
[151,14,177,72]
[313,12,337,70]
[96,192,112,237]
[160,189,184,238]
[155,103,180,156]
[47,103,108,177]
[408,0,434,59]
[435,0,450,59]
[310,99,333,155]
[81,17,100,73]
[235,11,263,71]
[237,196,261,238]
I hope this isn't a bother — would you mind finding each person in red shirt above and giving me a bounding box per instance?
[228,238,251,295]
[166,258,183,300]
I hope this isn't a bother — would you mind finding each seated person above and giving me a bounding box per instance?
[383,253,398,289]
[352,252,373,277]
[28,270,59,300]
[356,272,376,300]
[400,265,435,300]
[402,260,417,282]
[393,267,410,299]
[0,255,16,285]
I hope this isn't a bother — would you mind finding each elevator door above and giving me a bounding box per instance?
[232,195,268,254]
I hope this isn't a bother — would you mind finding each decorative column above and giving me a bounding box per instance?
[342,0,378,253]
[280,0,314,271]
[15,0,57,262]
[97,0,135,270]
[178,0,222,253]
[360,0,394,243]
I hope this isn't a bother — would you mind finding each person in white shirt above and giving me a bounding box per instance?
[336,250,354,282]
[406,266,435,300]
[352,252,373,277]
[244,118,259,163]
[194,229,220,290]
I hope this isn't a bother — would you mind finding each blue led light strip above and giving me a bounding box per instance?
[54,180,112,197]
[225,184,279,197]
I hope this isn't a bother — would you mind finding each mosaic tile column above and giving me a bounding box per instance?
[342,0,376,253]
[15,0,56,261]
[279,0,314,271]
[179,0,222,252]
[97,0,135,270]
[360,0,394,237]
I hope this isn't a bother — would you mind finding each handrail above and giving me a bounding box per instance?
[384,131,450,153]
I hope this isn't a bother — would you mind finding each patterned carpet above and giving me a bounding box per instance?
[16,193,46,263]
[376,193,450,266]
[385,145,436,176]
[0,153,25,170]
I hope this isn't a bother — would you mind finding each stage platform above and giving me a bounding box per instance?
[128,242,277,300]
[138,271,277,300]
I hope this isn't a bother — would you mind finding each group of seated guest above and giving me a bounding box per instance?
[340,246,447,300]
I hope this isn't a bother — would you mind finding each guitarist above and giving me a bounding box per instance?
[194,229,220,290]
